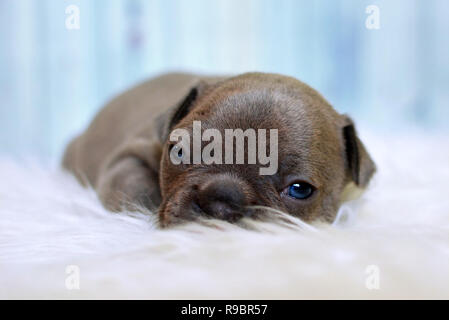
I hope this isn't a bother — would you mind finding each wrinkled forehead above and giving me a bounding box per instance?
[195,87,301,130]
[177,85,341,179]
[195,84,336,135]
[179,82,340,146]
[211,84,341,176]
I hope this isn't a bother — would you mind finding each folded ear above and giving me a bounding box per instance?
[168,85,200,130]
[342,115,376,188]
[155,80,210,143]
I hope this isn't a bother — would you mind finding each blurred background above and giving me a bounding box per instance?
[0,0,448,161]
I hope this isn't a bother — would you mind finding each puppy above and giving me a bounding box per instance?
[63,72,375,226]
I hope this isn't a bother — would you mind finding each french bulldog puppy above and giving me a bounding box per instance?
[63,72,375,226]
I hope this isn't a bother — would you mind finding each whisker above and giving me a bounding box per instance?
[246,205,318,232]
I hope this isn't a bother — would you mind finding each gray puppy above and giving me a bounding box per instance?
[63,72,375,226]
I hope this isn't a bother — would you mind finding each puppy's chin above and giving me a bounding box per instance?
[157,189,258,228]
[157,193,193,228]
[157,185,207,227]
[157,198,247,228]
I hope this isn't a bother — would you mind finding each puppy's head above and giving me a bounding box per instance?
[158,73,375,226]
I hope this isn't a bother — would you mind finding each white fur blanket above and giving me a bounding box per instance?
[1,131,448,299]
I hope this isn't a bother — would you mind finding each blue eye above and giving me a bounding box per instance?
[176,147,183,158]
[169,144,183,159]
[287,182,314,200]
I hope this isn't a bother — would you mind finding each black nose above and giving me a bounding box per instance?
[196,178,247,221]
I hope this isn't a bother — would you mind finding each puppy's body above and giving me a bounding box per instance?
[64,73,224,211]
[64,73,221,188]
[63,72,375,226]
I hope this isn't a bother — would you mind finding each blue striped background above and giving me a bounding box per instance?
[1,0,448,160]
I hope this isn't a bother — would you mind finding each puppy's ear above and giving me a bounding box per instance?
[342,116,376,188]
[156,80,210,142]
[168,85,200,130]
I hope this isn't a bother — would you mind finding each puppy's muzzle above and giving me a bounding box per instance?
[194,177,249,221]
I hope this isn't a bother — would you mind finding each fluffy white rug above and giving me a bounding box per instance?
[1,130,448,299]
